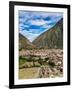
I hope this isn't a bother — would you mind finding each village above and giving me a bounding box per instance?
[19,49,63,79]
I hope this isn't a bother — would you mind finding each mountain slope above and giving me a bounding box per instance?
[19,33,36,50]
[32,18,63,49]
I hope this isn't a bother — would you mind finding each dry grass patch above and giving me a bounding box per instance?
[19,67,40,79]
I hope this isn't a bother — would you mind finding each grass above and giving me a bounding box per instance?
[19,67,40,79]
[19,57,27,66]
[19,55,56,69]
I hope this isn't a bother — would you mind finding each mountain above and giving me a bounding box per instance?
[32,18,63,49]
[19,33,36,50]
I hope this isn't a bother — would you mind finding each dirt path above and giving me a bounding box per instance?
[34,67,41,78]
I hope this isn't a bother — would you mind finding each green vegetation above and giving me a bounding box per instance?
[45,57,49,61]
[19,56,27,66]
[48,61,55,67]
[19,55,41,68]
[38,57,43,65]
[19,48,22,51]
[19,55,56,69]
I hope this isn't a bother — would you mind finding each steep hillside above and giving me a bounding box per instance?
[19,33,36,50]
[32,18,63,49]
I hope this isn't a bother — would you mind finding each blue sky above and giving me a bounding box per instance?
[19,11,63,42]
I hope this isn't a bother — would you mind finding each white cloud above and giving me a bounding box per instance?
[42,24,53,29]
[20,30,39,42]
[31,19,48,26]
[41,12,63,18]
[19,11,63,42]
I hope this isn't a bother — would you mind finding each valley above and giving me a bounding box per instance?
[19,49,63,79]
[19,18,63,79]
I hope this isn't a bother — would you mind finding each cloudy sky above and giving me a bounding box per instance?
[19,10,63,42]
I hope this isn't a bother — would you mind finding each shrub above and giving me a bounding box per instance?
[38,57,43,65]
[48,61,55,67]
[19,56,27,66]
[45,57,49,61]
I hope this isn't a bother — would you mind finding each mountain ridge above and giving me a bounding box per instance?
[32,18,63,49]
[19,18,63,49]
